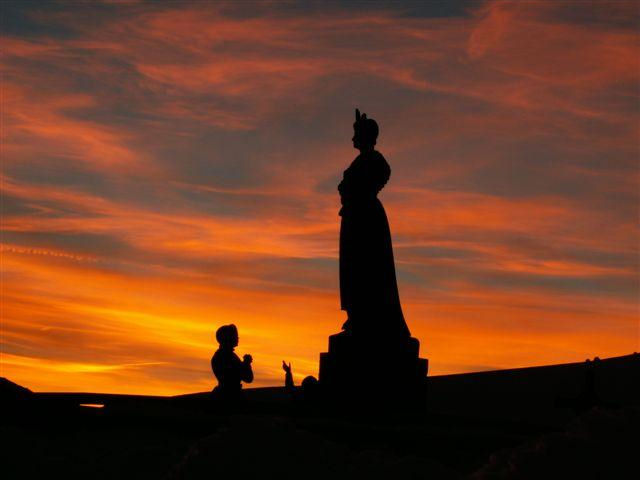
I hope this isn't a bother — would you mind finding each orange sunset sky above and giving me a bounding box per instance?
[1,0,638,395]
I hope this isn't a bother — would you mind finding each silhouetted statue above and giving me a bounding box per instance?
[319,109,428,404]
[211,324,253,400]
[338,109,410,339]
[280,361,321,404]
[282,360,294,389]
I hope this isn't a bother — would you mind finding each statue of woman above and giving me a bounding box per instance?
[338,109,410,339]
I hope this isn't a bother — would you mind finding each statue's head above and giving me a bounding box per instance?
[215,324,239,348]
[352,108,378,150]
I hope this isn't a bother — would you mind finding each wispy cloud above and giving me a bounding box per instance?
[1,0,638,394]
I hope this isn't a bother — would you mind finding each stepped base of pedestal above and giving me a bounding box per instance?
[319,331,428,405]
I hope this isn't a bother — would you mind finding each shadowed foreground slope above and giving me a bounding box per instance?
[2,354,638,479]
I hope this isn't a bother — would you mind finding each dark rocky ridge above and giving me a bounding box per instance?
[2,353,638,479]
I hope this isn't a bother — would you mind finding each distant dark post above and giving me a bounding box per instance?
[318,109,428,407]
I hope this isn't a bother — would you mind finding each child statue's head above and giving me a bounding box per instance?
[215,324,239,349]
[352,108,379,150]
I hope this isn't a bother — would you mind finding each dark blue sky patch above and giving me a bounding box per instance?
[1,194,43,217]
[209,0,474,19]
[2,1,78,39]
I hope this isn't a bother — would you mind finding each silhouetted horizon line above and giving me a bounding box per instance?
[7,352,636,397]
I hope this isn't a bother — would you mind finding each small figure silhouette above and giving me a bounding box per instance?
[211,324,253,400]
[300,375,320,402]
[282,360,294,389]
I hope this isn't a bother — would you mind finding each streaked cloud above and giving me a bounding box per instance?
[1,0,638,394]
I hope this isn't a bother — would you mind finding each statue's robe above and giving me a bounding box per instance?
[338,150,410,338]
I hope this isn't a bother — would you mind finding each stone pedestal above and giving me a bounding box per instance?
[319,331,428,407]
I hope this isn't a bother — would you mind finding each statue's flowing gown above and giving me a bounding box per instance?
[338,150,410,338]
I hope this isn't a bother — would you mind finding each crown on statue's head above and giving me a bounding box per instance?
[353,108,379,145]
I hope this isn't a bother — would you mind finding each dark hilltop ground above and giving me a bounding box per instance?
[2,353,638,479]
